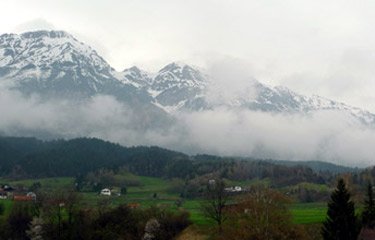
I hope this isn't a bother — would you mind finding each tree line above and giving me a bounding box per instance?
[0,136,345,186]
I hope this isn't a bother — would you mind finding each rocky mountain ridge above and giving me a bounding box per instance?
[1,30,374,125]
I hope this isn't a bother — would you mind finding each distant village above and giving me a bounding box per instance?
[0,184,36,202]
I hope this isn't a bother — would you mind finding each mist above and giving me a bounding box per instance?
[1,83,374,167]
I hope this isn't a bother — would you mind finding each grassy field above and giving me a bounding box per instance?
[290,202,327,224]
[0,175,329,225]
[0,199,13,219]
[0,177,74,190]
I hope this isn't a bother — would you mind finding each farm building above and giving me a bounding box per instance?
[100,188,111,196]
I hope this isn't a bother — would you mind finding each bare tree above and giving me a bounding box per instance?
[201,178,228,232]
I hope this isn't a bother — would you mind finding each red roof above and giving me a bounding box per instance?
[13,195,33,201]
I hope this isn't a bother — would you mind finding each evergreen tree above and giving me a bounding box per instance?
[322,178,359,240]
[362,182,375,228]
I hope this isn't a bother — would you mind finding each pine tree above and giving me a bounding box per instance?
[321,178,359,240]
[362,182,375,228]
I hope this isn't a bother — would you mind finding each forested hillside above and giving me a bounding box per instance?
[0,136,372,188]
[0,137,188,178]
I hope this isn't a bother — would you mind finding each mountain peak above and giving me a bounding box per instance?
[0,29,110,70]
[156,62,204,83]
[159,62,192,72]
[0,29,117,98]
[115,66,152,88]
[124,66,142,73]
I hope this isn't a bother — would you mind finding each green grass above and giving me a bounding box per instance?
[0,175,332,225]
[0,199,13,218]
[287,182,330,192]
[0,177,74,190]
[290,202,327,224]
[182,199,210,225]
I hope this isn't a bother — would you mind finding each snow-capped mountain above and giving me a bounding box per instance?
[0,30,154,105]
[151,63,208,112]
[120,62,375,125]
[145,64,375,125]
[114,66,152,89]
[0,30,172,130]
[114,62,210,112]
[1,30,374,126]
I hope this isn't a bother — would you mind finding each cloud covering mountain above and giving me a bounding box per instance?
[0,30,374,167]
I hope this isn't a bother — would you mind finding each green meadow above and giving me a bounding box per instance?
[0,176,329,225]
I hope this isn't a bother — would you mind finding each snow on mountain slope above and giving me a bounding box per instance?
[0,30,374,126]
[114,62,209,112]
[0,30,172,130]
[0,31,112,90]
[0,31,110,71]
[0,30,154,104]
[113,66,152,89]
[151,62,207,110]
[140,62,375,124]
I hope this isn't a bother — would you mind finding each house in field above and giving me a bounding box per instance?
[225,186,243,193]
[100,188,111,196]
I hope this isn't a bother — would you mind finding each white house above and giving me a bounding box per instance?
[26,192,37,201]
[225,186,243,192]
[100,188,111,196]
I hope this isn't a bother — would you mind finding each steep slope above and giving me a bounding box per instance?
[0,30,152,104]
[113,66,152,89]
[114,62,209,112]
[151,62,208,111]
[1,30,374,126]
[0,30,172,130]
[143,62,375,124]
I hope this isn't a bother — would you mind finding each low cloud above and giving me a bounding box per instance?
[14,18,56,33]
[282,49,375,112]
[205,57,258,105]
[0,86,375,167]
[177,108,374,167]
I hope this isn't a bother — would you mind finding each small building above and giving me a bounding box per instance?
[26,192,37,201]
[100,188,111,196]
[225,186,243,193]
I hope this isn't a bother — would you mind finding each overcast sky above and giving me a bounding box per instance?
[2,0,375,111]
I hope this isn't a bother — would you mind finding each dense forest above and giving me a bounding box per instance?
[0,137,188,178]
[0,136,372,188]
